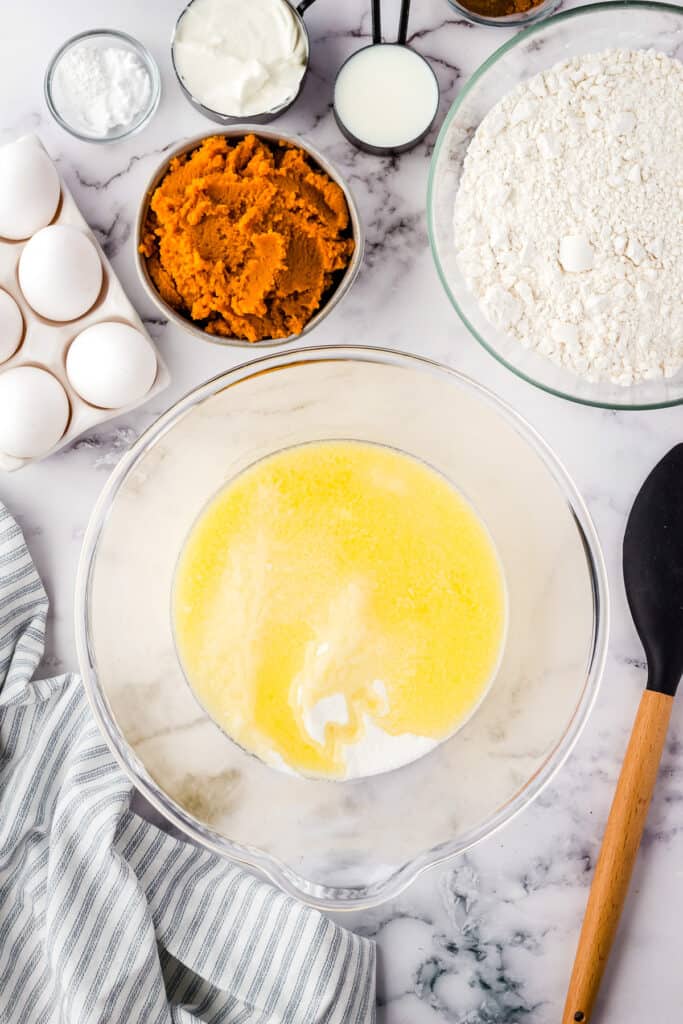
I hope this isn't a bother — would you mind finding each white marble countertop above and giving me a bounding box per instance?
[1,0,682,1020]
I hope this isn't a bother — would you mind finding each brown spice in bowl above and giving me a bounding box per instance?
[139,134,355,342]
[458,0,544,16]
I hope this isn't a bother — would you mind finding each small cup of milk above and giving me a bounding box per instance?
[333,1,440,155]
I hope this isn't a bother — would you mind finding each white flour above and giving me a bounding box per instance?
[52,43,152,136]
[454,49,683,386]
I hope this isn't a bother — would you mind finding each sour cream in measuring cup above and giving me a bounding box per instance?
[172,0,308,119]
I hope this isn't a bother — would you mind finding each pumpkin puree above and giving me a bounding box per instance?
[139,134,355,341]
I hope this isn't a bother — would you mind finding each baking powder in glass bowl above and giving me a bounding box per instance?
[45,30,160,142]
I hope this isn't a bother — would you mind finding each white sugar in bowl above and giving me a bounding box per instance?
[66,321,157,408]
[0,366,70,458]
[19,224,102,321]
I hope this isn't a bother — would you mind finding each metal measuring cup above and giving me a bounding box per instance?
[171,0,317,124]
[333,0,440,155]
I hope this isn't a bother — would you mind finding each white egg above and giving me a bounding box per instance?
[0,366,70,459]
[66,321,157,409]
[19,224,102,321]
[0,289,23,363]
[0,137,61,240]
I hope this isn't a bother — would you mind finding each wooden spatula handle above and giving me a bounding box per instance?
[562,689,673,1024]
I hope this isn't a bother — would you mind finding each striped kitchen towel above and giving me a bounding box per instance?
[0,502,375,1024]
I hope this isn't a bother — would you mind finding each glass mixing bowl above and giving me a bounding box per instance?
[428,2,683,410]
[75,347,608,910]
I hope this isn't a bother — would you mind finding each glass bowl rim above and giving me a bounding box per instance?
[44,28,161,144]
[427,0,683,411]
[74,344,610,910]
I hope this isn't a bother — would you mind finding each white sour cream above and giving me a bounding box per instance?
[173,0,307,117]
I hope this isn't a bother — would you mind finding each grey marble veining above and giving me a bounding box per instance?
[1,0,682,1021]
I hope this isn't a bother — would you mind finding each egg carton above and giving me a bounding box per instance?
[0,134,169,472]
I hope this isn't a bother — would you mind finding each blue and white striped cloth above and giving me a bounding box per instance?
[0,503,375,1024]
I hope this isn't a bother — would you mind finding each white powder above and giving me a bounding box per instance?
[341,716,438,779]
[454,49,683,386]
[303,693,350,746]
[298,685,435,778]
[52,43,152,137]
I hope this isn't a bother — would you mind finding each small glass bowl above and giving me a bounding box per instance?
[444,0,559,28]
[429,1,683,409]
[45,29,161,143]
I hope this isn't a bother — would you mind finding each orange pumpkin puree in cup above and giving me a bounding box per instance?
[139,134,355,341]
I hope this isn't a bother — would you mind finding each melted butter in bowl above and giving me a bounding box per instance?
[172,440,507,780]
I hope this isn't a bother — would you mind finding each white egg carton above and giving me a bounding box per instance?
[0,134,169,472]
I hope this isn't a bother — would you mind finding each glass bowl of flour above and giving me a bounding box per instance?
[429,2,683,409]
[75,347,608,908]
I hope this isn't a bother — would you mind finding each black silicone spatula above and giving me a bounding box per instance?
[563,443,683,1023]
